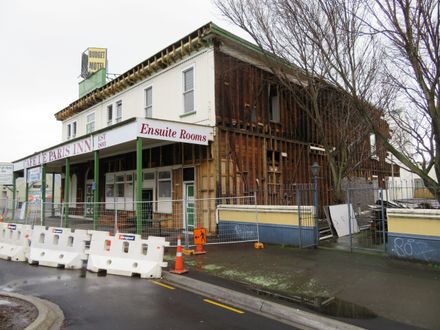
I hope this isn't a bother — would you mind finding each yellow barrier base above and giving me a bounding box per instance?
[182,249,195,255]
[254,242,264,249]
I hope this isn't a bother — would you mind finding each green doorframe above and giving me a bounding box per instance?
[41,164,46,225]
[11,172,17,220]
[136,137,143,235]
[64,158,70,227]
[93,150,99,230]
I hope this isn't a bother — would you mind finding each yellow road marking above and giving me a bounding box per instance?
[203,299,245,314]
[151,280,175,290]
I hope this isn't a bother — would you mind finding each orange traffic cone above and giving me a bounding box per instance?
[194,242,207,255]
[170,234,188,274]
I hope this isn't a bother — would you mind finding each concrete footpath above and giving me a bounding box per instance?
[164,244,440,330]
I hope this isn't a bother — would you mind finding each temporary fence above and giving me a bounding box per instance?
[0,198,16,223]
[2,192,319,248]
[343,187,387,252]
[4,196,260,247]
[384,181,440,209]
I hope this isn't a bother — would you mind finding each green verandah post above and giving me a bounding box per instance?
[64,158,70,227]
[11,172,17,220]
[136,137,143,235]
[41,164,46,225]
[51,173,55,217]
[93,150,99,230]
[24,173,29,220]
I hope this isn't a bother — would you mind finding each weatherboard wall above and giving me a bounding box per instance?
[62,48,215,141]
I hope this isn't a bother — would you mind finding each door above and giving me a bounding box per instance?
[184,182,195,231]
[85,180,94,218]
[142,189,153,224]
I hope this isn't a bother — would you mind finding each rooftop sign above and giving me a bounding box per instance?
[81,47,107,79]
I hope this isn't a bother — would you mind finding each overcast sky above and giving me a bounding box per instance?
[0,0,248,162]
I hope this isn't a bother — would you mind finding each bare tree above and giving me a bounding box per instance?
[364,0,440,200]
[215,0,390,202]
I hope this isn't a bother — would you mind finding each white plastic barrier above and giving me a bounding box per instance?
[87,232,169,278]
[28,226,90,269]
[0,223,32,262]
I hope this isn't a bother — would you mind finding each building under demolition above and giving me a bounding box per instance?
[11,23,394,236]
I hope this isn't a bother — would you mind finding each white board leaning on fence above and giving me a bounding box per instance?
[328,204,360,237]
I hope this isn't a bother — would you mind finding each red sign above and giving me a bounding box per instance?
[138,119,212,146]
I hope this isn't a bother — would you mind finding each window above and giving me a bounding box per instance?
[158,170,172,213]
[67,121,77,140]
[115,174,125,197]
[183,167,194,181]
[269,85,280,122]
[105,174,114,198]
[143,172,155,181]
[116,101,122,123]
[370,133,377,159]
[107,105,113,126]
[86,113,95,134]
[183,67,194,113]
[145,87,152,118]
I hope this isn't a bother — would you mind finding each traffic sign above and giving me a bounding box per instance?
[194,228,206,245]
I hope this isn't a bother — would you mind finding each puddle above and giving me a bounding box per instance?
[0,274,72,291]
[0,299,13,306]
[317,297,377,319]
[79,268,87,278]
[252,288,377,319]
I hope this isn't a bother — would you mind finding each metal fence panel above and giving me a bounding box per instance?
[3,196,259,247]
[296,185,318,248]
[346,187,387,252]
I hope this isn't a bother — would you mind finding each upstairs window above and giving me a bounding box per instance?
[269,85,280,122]
[116,101,122,123]
[107,104,113,126]
[67,121,77,139]
[86,113,95,134]
[145,87,152,118]
[370,133,378,159]
[183,67,194,113]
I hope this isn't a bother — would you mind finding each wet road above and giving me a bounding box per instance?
[0,260,295,329]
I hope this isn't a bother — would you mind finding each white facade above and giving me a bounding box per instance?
[62,48,216,141]
[386,158,438,200]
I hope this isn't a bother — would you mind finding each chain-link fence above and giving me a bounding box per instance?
[0,198,21,223]
[3,196,261,247]
[345,187,387,252]
[2,192,320,248]
[385,181,440,209]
